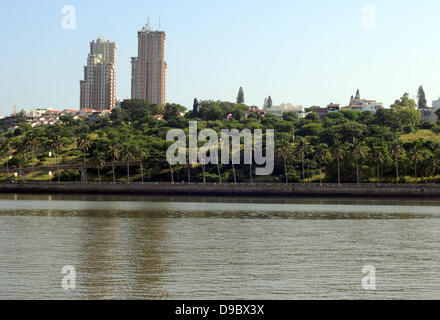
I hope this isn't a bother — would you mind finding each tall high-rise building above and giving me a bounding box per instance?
[80,38,116,110]
[131,24,167,105]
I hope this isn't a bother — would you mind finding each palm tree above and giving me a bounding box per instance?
[432,150,440,181]
[201,160,206,184]
[247,142,254,185]
[78,135,91,183]
[390,141,404,183]
[50,135,64,184]
[184,148,192,184]
[133,146,147,184]
[217,163,222,184]
[352,140,368,185]
[25,135,40,182]
[331,141,344,185]
[1,139,14,182]
[14,143,27,183]
[409,145,423,183]
[229,143,238,185]
[314,143,329,185]
[186,163,192,183]
[432,150,440,183]
[371,147,385,184]
[91,152,105,183]
[276,142,293,185]
[296,137,309,184]
[424,156,434,182]
[231,162,237,184]
[420,149,433,183]
[107,144,120,184]
[249,163,253,184]
[170,163,175,184]
[122,145,135,184]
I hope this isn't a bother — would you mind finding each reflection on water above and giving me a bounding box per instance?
[1,194,440,299]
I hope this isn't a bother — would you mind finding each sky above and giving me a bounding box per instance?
[1,0,440,116]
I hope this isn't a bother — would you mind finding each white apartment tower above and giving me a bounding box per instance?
[80,38,116,110]
[131,24,167,105]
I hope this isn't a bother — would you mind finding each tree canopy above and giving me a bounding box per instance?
[0,93,438,185]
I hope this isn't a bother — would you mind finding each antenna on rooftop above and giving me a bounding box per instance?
[159,16,161,30]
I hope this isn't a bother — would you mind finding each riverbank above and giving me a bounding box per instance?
[1,182,440,198]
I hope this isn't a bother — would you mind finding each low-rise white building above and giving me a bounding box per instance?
[349,89,383,114]
[350,103,383,114]
[327,103,340,113]
[420,107,439,123]
[432,98,440,109]
[266,103,306,119]
[115,99,123,109]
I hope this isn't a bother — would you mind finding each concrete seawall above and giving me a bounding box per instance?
[1,183,440,198]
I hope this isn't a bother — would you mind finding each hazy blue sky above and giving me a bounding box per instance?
[1,0,440,116]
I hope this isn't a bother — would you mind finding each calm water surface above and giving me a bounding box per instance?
[1,194,440,299]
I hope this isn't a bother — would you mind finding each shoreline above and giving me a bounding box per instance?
[1,182,440,198]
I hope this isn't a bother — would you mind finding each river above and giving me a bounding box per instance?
[1,194,440,299]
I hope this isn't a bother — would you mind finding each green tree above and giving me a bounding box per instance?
[352,139,368,184]
[205,105,225,121]
[78,134,91,183]
[25,134,40,182]
[201,160,206,184]
[295,137,309,184]
[409,144,423,183]
[192,98,199,114]
[133,146,147,184]
[263,98,268,111]
[314,143,330,185]
[107,144,120,184]
[390,141,404,183]
[15,110,27,124]
[164,103,186,120]
[236,87,245,104]
[50,135,65,184]
[121,99,164,119]
[282,111,299,122]
[267,96,273,109]
[332,141,344,185]
[421,149,433,182]
[228,142,239,184]
[216,163,222,185]
[276,142,294,184]
[370,146,387,184]
[122,145,135,184]
[391,93,420,131]
[14,142,27,182]
[417,85,427,109]
[91,152,105,183]
[306,112,320,122]
[110,108,129,125]
[433,150,440,178]
[186,163,192,184]
[1,139,14,181]
[170,163,175,184]
[296,123,323,137]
